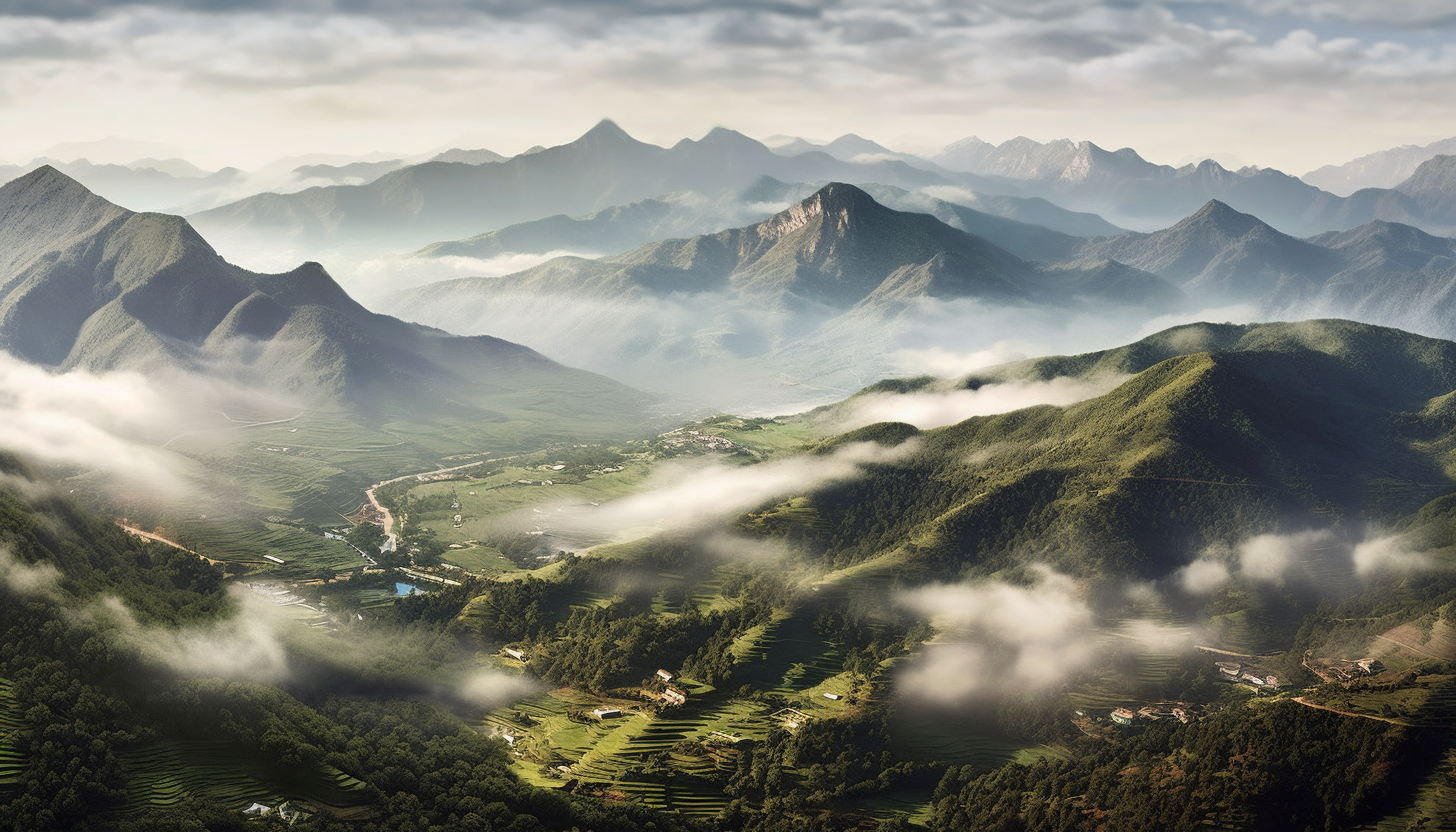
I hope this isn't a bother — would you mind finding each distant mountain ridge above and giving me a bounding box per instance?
[932,134,1456,237]
[396,182,1175,319]
[190,120,971,254]
[411,176,1125,266]
[1063,198,1456,338]
[387,183,1179,407]
[1303,136,1456,195]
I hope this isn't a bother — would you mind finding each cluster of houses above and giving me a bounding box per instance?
[1216,661,1281,690]
[1306,656,1384,684]
[653,669,688,707]
[656,428,748,455]
[1108,703,1194,726]
[242,800,306,823]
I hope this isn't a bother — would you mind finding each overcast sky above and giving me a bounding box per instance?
[1,1,1453,173]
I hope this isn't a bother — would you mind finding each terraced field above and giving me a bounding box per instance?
[487,613,860,819]
[121,739,371,816]
[0,678,25,789]
[1067,620,1197,711]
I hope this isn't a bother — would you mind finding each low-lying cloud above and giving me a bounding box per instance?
[74,583,538,705]
[894,566,1195,705]
[89,585,295,683]
[0,351,193,492]
[837,374,1129,431]
[1177,528,1442,595]
[530,439,918,543]
[0,544,62,599]
[350,250,594,307]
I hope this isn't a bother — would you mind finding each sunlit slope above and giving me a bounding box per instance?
[764,320,1456,578]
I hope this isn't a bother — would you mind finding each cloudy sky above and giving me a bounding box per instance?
[0,1,1453,173]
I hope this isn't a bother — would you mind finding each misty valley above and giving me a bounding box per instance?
[7,124,1456,832]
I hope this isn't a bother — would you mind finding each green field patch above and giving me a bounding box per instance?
[405,459,653,548]
[697,418,817,457]
[165,519,364,574]
[730,612,842,698]
[440,544,522,576]
[889,706,1033,767]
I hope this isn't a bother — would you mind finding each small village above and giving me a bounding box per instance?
[1303,655,1386,684]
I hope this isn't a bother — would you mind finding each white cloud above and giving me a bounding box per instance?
[91,585,294,683]
[455,669,541,707]
[0,352,193,492]
[895,565,1196,704]
[531,439,918,542]
[0,544,62,599]
[1237,529,1330,583]
[1351,534,1434,576]
[891,343,1030,377]
[1178,556,1231,594]
[837,374,1128,431]
[1179,528,1444,593]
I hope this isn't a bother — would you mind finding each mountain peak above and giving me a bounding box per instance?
[806,181,878,212]
[0,164,129,278]
[681,126,765,152]
[753,182,885,244]
[0,164,109,207]
[1176,199,1263,234]
[579,118,635,143]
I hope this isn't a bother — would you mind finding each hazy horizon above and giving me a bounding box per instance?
[0,1,1454,174]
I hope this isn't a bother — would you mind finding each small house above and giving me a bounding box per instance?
[661,686,687,706]
[655,669,676,683]
[822,693,842,701]
[592,708,622,719]
[503,648,527,661]
[1110,708,1137,726]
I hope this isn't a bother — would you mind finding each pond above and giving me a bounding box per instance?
[395,582,419,597]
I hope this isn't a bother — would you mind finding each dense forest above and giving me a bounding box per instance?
[0,457,709,832]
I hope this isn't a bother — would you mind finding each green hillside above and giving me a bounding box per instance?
[764,320,1456,579]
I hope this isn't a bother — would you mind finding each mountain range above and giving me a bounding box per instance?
[387,183,1179,405]
[1064,199,1456,338]
[932,134,1456,237]
[1303,135,1456,195]
[0,166,648,430]
[411,176,1126,266]
[188,120,967,255]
